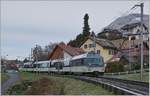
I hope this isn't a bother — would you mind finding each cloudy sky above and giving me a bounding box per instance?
[1,0,149,60]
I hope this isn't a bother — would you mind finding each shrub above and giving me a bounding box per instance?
[132,64,141,70]
[7,80,32,95]
[106,62,124,73]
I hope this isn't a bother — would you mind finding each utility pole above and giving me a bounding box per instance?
[35,44,39,80]
[132,3,144,80]
[129,36,132,71]
[122,3,144,80]
[140,3,144,81]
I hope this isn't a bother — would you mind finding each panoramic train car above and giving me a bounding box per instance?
[49,59,64,72]
[21,62,32,72]
[69,53,105,74]
[20,53,105,75]
[32,61,50,72]
[48,52,105,74]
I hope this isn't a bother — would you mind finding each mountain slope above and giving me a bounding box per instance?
[105,13,149,30]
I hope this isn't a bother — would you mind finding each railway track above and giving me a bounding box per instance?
[59,75,149,95]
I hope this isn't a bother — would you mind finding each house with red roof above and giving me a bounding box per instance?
[48,42,85,60]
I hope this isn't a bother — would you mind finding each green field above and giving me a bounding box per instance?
[106,72,149,82]
[17,71,114,95]
[1,73,9,84]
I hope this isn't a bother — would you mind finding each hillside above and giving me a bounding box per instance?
[105,13,149,30]
[97,13,149,40]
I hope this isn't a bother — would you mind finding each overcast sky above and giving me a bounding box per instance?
[1,1,150,60]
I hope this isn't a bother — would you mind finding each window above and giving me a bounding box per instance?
[109,50,111,55]
[89,44,93,48]
[70,59,84,66]
[92,44,96,47]
[41,63,49,68]
[84,44,87,49]
[97,50,100,54]
[83,58,104,67]
[109,50,116,55]
[109,49,114,55]
[54,62,64,69]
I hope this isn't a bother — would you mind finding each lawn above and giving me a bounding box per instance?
[107,72,149,82]
[1,73,9,84]
[18,71,114,95]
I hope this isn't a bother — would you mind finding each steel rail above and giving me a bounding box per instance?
[58,75,149,95]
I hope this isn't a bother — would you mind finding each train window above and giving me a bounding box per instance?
[84,58,104,66]
[54,62,64,69]
[40,63,48,68]
[38,64,40,68]
[69,61,73,66]
[70,59,84,66]
[33,64,36,68]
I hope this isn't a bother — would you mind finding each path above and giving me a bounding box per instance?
[1,71,21,95]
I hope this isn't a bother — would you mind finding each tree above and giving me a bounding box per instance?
[83,13,90,36]
[23,58,29,63]
[44,42,57,54]
[33,45,43,61]
[67,13,91,47]
[32,43,57,61]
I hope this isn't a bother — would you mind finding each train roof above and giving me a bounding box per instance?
[24,62,32,65]
[33,60,50,64]
[71,53,101,60]
[51,59,64,63]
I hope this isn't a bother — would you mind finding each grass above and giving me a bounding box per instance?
[48,76,113,95]
[18,71,114,95]
[19,71,41,81]
[1,73,9,84]
[106,72,149,82]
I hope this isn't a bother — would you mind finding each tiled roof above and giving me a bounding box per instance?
[58,42,85,56]
[80,36,117,49]
[95,38,116,49]
[52,42,85,57]
[121,22,148,30]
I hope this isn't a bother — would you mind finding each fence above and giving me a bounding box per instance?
[104,68,149,76]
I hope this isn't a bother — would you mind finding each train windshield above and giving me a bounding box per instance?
[84,58,104,66]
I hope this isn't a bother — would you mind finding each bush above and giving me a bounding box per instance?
[106,62,124,73]
[132,64,141,70]
[25,77,64,95]
[7,80,32,95]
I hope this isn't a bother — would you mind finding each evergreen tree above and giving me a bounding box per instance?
[67,13,91,47]
[23,58,29,63]
[83,13,90,36]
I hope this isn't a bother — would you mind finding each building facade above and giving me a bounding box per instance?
[80,37,117,63]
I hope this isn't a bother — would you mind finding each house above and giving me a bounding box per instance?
[80,37,117,63]
[107,45,149,64]
[111,39,149,50]
[48,42,85,60]
[121,22,149,40]
[109,32,149,62]
[1,60,19,71]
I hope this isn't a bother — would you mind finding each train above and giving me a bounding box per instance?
[19,53,106,75]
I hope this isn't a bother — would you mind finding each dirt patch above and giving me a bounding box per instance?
[7,80,32,95]
[25,77,64,95]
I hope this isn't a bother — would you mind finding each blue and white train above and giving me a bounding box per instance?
[20,53,106,75]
